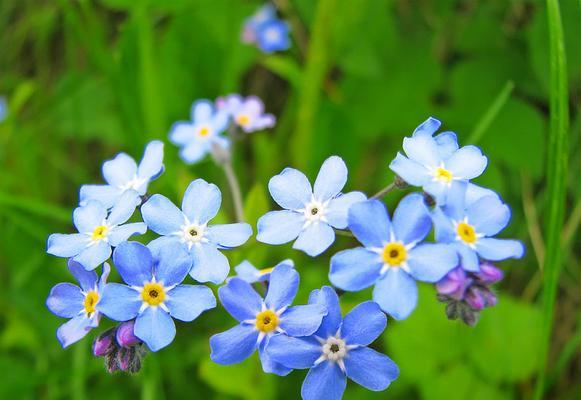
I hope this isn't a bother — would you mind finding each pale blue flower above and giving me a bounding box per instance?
[242,4,277,44]
[256,19,291,54]
[234,259,294,283]
[216,94,276,133]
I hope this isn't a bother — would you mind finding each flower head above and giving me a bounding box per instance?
[169,100,230,164]
[46,260,110,347]
[47,192,147,270]
[329,195,458,320]
[97,241,216,351]
[216,94,276,133]
[241,4,277,44]
[80,141,164,209]
[266,287,399,400]
[257,156,366,257]
[255,19,291,54]
[234,259,294,284]
[210,264,327,376]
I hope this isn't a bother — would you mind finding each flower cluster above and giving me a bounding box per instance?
[241,4,291,53]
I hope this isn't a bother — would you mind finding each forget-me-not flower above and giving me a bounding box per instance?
[216,94,276,133]
[266,286,399,400]
[255,19,291,54]
[46,260,110,347]
[234,259,294,284]
[169,100,230,164]
[257,156,366,257]
[141,179,252,284]
[329,195,458,320]
[80,140,164,209]
[389,117,488,203]
[241,4,277,44]
[210,264,327,376]
[97,241,216,352]
[47,192,147,270]
[432,181,525,272]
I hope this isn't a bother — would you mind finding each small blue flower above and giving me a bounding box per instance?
[169,100,230,164]
[46,260,110,348]
[234,259,294,284]
[432,181,525,272]
[210,264,327,376]
[241,4,277,44]
[80,140,164,209]
[255,19,291,54]
[47,192,147,270]
[266,287,399,400]
[389,117,488,203]
[216,94,276,133]
[329,195,458,320]
[141,179,253,284]
[97,241,216,352]
[0,96,7,122]
[257,156,367,257]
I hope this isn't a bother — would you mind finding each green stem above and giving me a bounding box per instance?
[222,160,245,222]
[371,183,397,199]
[468,80,514,145]
[72,341,87,400]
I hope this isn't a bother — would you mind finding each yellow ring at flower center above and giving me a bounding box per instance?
[92,225,108,241]
[141,283,166,306]
[457,222,477,244]
[382,242,407,266]
[434,167,453,183]
[83,291,99,314]
[255,310,279,333]
[236,114,250,126]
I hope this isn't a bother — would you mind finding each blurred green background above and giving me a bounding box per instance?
[0,0,579,399]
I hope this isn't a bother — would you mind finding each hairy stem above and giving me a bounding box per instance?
[222,161,245,222]
[371,182,397,199]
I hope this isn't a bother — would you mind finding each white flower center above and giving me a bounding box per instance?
[265,28,280,42]
[179,222,207,249]
[119,175,146,191]
[322,337,347,362]
[302,199,328,225]
[428,163,454,186]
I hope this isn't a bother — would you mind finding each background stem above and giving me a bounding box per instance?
[222,161,245,222]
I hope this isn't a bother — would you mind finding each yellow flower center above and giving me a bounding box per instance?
[83,291,99,314]
[141,283,166,306]
[91,225,109,241]
[255,310,279,333]
[382,242,407,266]
[259,267,274,276]
[236,114,251,126]
[434,167,453,183]
[457,222,477,244]
[198,126,210,137]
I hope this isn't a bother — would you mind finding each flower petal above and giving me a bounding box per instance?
[259,339,292,376]
[434,131,459,159]
[107,222,147,247]
[341,301,386,346]
[265,263,299,310]
[344,347,399,391]
[445,145,487,179]
[407,243,458,283]
[47,233,89,258]
[190,243,230,284]
[392,193,431,245]
[268,167,312,210]
[73,241,111,271]
[218,277,263,321]
[466,195,511,236]
[432,207,456,243]
[455,243,480,272]
[476,238,525,261]
[257,210,304,245]
[46,283,83,318]
[348,200,391,248]
[210,324,259,365]
[266,335,322,369]
[329,248,382,291]
[280,304,327,337]
[182,179,222,224]
[102,153,137,187]
[412,116,441,137]
[325,191,367,229]
[107,191,141,226]
[372,269,418,320]
[191,99,214,123]
[141,194,185,235]
[97,283,141,321]
[301,362,346,400]
[166,285,216,322]
[207,223,252,248]
[57,315,94,348]
[73,201,106,233]
[313,156,347,201]
[153,241,192,287]
[309,286,342,338]
[79,185,122,209]
[402,135,442,167]
[137,140,164,180]
[112,241,153,286]
[134,307,176,352]
[67,259,98,292]
[389,153,430,186]
[169,122,196,145]
[292,222,335,257]
[180,141,209,164]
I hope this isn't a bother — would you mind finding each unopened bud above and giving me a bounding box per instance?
[475,263,503,284]
[93,328,116,357]
[465,287,486,311]
[116,321,141,348]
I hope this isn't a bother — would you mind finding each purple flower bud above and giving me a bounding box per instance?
[105,349,120,373]
[116,321,141,348]
[481,288,498,307]
[475,262,503,284]
[465,287,486,311]
[436,267,471,300]
[93,328,116,357]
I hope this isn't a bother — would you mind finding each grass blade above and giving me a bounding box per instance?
[468,80,514,144]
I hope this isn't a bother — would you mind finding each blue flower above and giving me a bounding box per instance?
[329,195,458,320]
[0,96,7,122]
[210,264,327,376]
[80,140,164,209]
[255,19,291,54]
[266,287,399,400]
[141,179,252,284]
[46,260,110,347]
[257,156,366,257]
[169,100,230,164]
[431,181,525,272]
[216,94,276,133]
[389,117,488,203]
[234,259,294,284]
[47,192,147,270]
[97,241,216,352]
[241,4,277,44]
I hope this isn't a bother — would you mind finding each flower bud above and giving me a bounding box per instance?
[93,328,116,357]
[117,347,142,374]
[116,320,141,348]
[475,262,503,284]
[465,287,486,311]
[436,267,470,300]
[481,288,498,307]
[105,349,120,373]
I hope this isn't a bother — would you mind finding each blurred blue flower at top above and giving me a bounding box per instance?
[432,181,525,272]
[266,286,399,400]
[329,196,458,320]
[141,178,252,284]
[256,19,291,54]
[389,117,488,204]
[0,96,7,122]
[257,155,367,257]
[80,140,164,209]
[46,260,110,348]
[47,192,147,270]
[169,100,230,165]
[234,259,294,283]
[210,264,327,376]
[97,241,216,352]
[216,94,276,133]
[241,4,277,44]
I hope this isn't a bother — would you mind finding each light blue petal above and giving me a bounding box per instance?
[218,277,263,321]
[141,194,185,235]
[210,324,259,364]
[265,263,299,310]
[134,307,176,352]
[422,180,448,204]
[259,340,293,376]
[234,260,261,283]
[79,185,122,209]
[166,285,216,322]
[439,180,468,220]
[402,135,442,167]
[325,191,367,229]
[46,283,83,318]
[412,116,441,137]
[169,122,196,145]
[280,304,327,337]
[455,243,480,272]
[301,362,346,400]
[180,141,209,164]
[97,283,141,321]
[191,99,214,123]
[466,195,511,236]
[256,210,303,244]
[182,179,222,224]
[476,238,525,261]
[445,145,487,179]
[106,191,141,226]
[102,153,137,187]
[389,153,430,186]
[313,156,348,202]
[57,315,94,348]
[211,110,230,133]
[372,269,417,320]
[268,167,312,210]
[309,286,342,339]
[392,193,431,245]
[465,183,501,205]
[341,301,386,346]
[97,263,111,292]
[107,222,147,247]
[73,241,111,271]
[67,259,98,292]
[190,243,230,284]
[137,140,164,180]
[407,244,458,283]
[112,241,153,286]
[348,200,391,248]
[207,223,252,248]
[329,248,382,291]
[147,236,182,260]
[73,201,106,233]
[47,233,89,258]
[266,335,321,369]
[434,131,459,159]
[292,222,335,257]
[431,207,456,243]
[153,241,191,287]
[344,347,399,391]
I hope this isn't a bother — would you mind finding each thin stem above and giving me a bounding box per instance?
[222,161,245,222]
[371,183,397,199]
[468,80,514,145]
[71,342,87,400]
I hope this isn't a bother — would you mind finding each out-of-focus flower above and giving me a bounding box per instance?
[255,19,291,54]
[216,94,276,133]
[234,259,294,284]
[241,4,277,44]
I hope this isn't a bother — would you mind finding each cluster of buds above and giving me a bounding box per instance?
[436,263,503,326]
[92,320,146,373]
